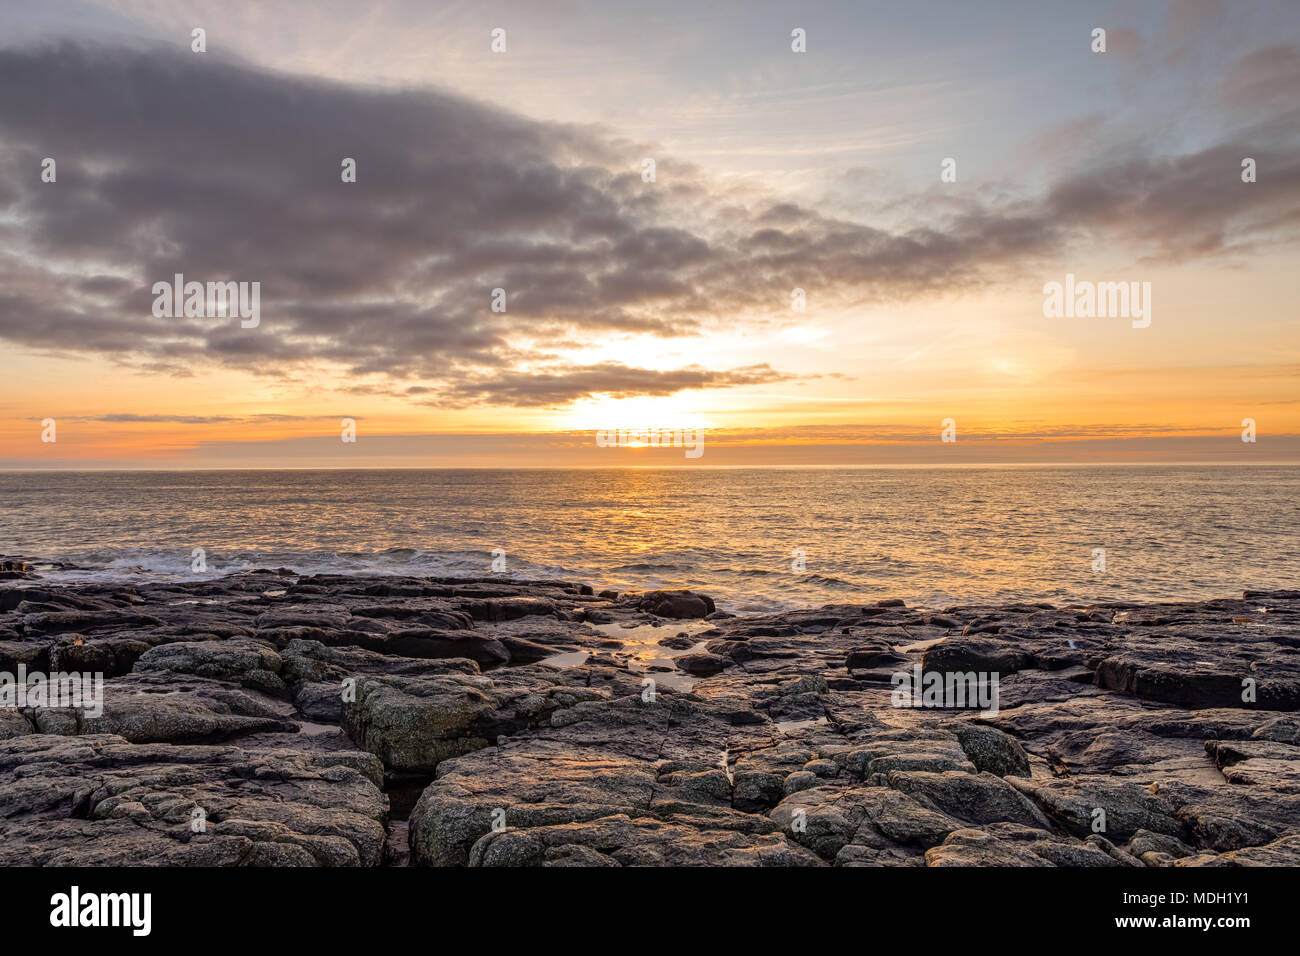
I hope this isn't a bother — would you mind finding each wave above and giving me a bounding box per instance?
[22,547,558,582]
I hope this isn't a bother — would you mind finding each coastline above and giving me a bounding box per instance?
[2,560,1298,867]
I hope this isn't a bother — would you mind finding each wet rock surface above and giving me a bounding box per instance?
[1,566,1298,867]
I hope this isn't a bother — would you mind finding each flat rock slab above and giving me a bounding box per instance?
[0,734,387,865]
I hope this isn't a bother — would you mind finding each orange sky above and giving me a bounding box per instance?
[1,1,1297,468]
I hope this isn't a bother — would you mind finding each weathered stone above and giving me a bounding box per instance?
[0,734,386,866]
[2,573,1297,868]
[676,652,727,676]
[632,590,716,619]
[135,638,285,692]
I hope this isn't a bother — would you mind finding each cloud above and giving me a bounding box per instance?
[1219,43,1300,116]
[431,362,797,408]
[1042,143,1300,260]
[10,427,1290,471]
[46,413,333,424]
[1,40,1298,407]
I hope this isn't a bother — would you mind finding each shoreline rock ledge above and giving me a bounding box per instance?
[1,567,1298,867]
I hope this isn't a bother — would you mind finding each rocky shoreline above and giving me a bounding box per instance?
[1,559,1298,866]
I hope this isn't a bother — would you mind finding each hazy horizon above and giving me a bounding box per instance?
[6,461,1300,472]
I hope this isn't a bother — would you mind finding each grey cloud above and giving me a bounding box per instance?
[1219,43,1300,115]
[1108,28,1142,56]
[429,362,798,408]
[1043,143,1300,260]
[1,40,1298,405]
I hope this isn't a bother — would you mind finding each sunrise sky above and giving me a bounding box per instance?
[1,0,1297,467]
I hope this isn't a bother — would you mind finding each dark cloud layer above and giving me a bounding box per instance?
[64,413,330,424]
[435,362,796,408]
[1,41,1297,406]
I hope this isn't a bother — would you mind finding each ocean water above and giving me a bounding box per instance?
[1,467,1296,614]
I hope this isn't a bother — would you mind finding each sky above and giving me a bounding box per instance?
[0,0,1297,468]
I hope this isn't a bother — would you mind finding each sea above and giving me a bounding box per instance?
[1,466,1296,614]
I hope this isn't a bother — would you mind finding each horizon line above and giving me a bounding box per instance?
[3,461,1299,473]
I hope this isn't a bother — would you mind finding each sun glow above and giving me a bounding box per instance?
[556,394,716,433]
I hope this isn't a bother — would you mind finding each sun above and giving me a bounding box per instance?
[555,394,714,433]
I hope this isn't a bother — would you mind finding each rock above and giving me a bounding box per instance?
[0,560,38,581]
[82,674,296,743]
[783,771,819,795]
[846,641,905,670]
[732,771,787,812]
[925,828,1053,867]
[3,572,1299,867]
[923,638,1036,674]
[468,813,821,867]
[0,734,387,865]
[342,674,500,773]
[0,640,48,672]
[1005,776,1185,843]
[834,727,975,777]
[1096,649,1300,709]
[459,596,558,622]
[1206,739,1300,792]
[135,638,284,692]
[278,638,480,684]
[1179,833,1300,866]
[656,634,696,650]
[342,670,610,774]
[633,590,716,619]
[771,786,960,860]
[294,682,346,721]
[380,630,509,665]
[947,722,1032,778]
[20,610,164,636]
[676,652,727,676]
[500,636,561,663]
[888,770,1054,829]
[410,741,658,865]
[49,637,150,677]
[1127,828,1195,860]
